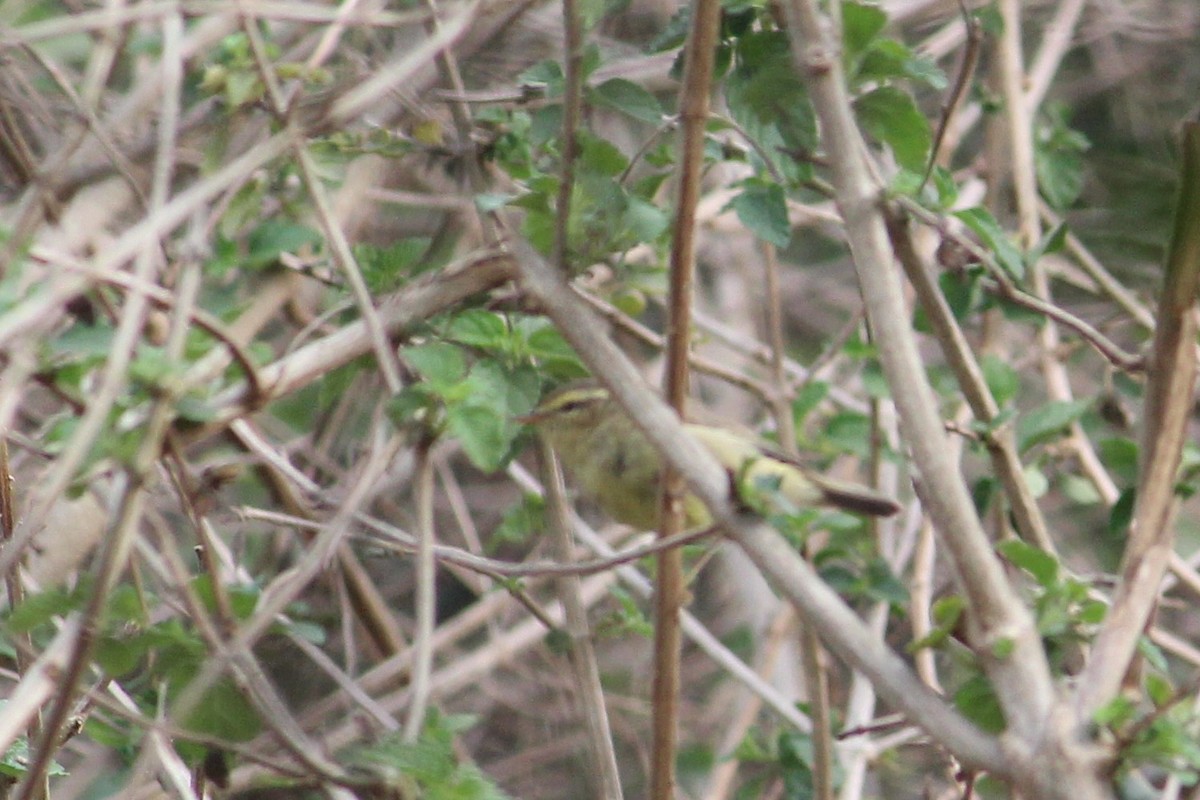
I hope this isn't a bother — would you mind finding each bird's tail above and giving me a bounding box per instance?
[810,474,902,517]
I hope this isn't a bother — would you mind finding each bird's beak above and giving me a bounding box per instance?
[515,409,546,426]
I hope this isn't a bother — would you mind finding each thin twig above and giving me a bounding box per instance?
[403,437,437,741]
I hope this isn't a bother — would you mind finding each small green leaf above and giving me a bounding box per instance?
[1145,673,1174,708]
[991,637,1015,659]
[590,78,664,123]
[728,181,791,247]
[954,674,1006,733]
[402,342,468,389]
[1061,474,1102,506]
[622,196,670,243]
[1108,488,1135,536]
[1099,437,1139,484]
[447,309,510,350]
[980,354,1019,407]
[491,493,545,546]
[1023,464,1049,498]
[791,381,829,427]
[1078,599,1107,625]
[996,539,1059,587]
[1017,399,1091,452]
[853,86,931,172]
[1027,222,1069,268]
[954,207,1025,281]
[824,411,872,458]
[246,221,321,269]
[856,39,947,90]
[1093,695,1137,727]
[841,0,888,63]
[578,133,629,177]
[447,404,514,472]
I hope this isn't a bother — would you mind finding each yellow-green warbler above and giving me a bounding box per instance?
[519,381,900,529]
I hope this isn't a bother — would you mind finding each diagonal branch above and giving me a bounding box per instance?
[1074,122,1200,722]
[508,234,1006,777]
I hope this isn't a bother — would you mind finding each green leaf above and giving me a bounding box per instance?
[777,731,815,800]
[936,267,985,320]
[1016,399,1091,452]
[0,735,67,778]
[447,403,514,472]
[7,587,83,634]
[402,342,468,389]
[355,238,433,291]
[954,207,1025,280]
[1093,695,1137,727]
[578,133,629,177]
[1027,222,1069,268]
[1035,102,1090,210]
[853,86,931,172]
[728,181,791,247]
[447,309,510,350]
[1099,437,1139,484]
[623,196,670,244]
[1108,488,1135,536]
[864,557,908,604]
[856,39,947,90]
[791,381,829,427]
[590,78,664,123]
[725,31,818,168]
[980,353,1019,407]
[491,493,545,546]
[246,221,321,269]
[953,674,1006,733]
[1061,473,1102,505]
[1145,673,1174,708]
[841,0,888,64]
[1078,599,1107,625]
[1023,464,1049,498]
[824,411,872,458]
[996,539,1059,587]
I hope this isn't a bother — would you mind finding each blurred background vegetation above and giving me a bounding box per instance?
[0,0,1198,798]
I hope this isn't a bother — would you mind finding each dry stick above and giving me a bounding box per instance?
[838,401,905,800]
[703,604,796,800]
[0,128,295,584]
[920,0,980,191]
[895,199,1142,373]
[1074,123,1200,722]
[653,1,721,796]
[502,463,813,736]
[1042,202,1157,331]
[239,16,404,395]
[4,1,427,43]
[1023,0,1088,113]
[886,211,1055,553]
[0,439,43,796]
[508,238,1004,775]
[12,13,187,789]
[134,511,359,793]
[544,0,622,789]
[998,0,1120,512]
[231,419,409,656]
[202,250,514,427]
[761,241,835,800]
[775,1,1117,797]
[403,437,437,741]
[541,441,624,800]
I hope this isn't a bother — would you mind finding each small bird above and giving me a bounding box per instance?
[519,380,900,529]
